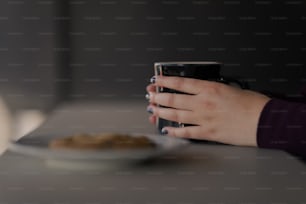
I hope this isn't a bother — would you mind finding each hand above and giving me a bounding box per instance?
[146,76,271,147]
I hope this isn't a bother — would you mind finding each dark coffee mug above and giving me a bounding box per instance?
[154,61,248,134]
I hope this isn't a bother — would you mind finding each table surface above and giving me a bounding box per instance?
[0,101,305,204]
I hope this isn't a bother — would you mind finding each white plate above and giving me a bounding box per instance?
[8,133,189,163]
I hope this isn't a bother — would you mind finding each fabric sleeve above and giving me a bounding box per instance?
[257,98,306,158]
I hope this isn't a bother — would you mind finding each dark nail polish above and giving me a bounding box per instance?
[161,128,168,135]
[147,107,153,114]
[145,93,150,100]
[150,76,156,84]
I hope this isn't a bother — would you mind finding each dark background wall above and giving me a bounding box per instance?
[1,0,306,110]
[69,0,306,101]
[0,0,60,110]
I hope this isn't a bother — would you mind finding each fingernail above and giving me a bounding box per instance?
[150,76,156,84]
[147,106,153,114]
[145,93,150,100]
[161,128,168,135]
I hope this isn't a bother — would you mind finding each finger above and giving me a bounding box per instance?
[146,85,157,106]
[146,84,156,93]
[149,92,194,110]
[155,76,216,95]
[162,126,218,142]
[151,106,198,125]
[149,115,156,124]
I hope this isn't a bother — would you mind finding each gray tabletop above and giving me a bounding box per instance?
[0,101,305,204]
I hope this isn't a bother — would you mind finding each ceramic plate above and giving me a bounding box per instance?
[8,133,189,162]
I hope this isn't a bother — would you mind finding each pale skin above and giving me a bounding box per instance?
[146,76,271,147]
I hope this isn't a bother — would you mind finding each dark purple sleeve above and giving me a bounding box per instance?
[257,98,306,158]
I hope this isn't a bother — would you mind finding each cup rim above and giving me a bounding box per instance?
[154,61,221,66]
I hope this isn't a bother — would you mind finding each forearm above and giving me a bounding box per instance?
[257,98,306,158]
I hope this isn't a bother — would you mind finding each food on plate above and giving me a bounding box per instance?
[49,133,156,150]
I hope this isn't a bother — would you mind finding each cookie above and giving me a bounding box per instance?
[49,133,156,150]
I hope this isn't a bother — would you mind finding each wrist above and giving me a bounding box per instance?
[243,90,271,147]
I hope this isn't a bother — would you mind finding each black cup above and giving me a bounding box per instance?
[154,61,248,134]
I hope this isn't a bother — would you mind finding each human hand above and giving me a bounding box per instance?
[146,76,271,146]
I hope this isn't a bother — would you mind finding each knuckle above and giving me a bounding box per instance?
[196,96,216,110]
[204,101,217,110]
[194,79,203,90]
[205,116,215,123]
[153,107,159,115]
[170,110,179,122]
[149,93,155,103]
[206,82,223,95]
[181,128,192,138]
[208,128,216,136]
[172,77,183,90]
[204,128,217,140]
[166,94,175,107]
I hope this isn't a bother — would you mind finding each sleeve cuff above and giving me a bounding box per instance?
[257,98,306,156]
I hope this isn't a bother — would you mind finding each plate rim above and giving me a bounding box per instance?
[8,133,189,161]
